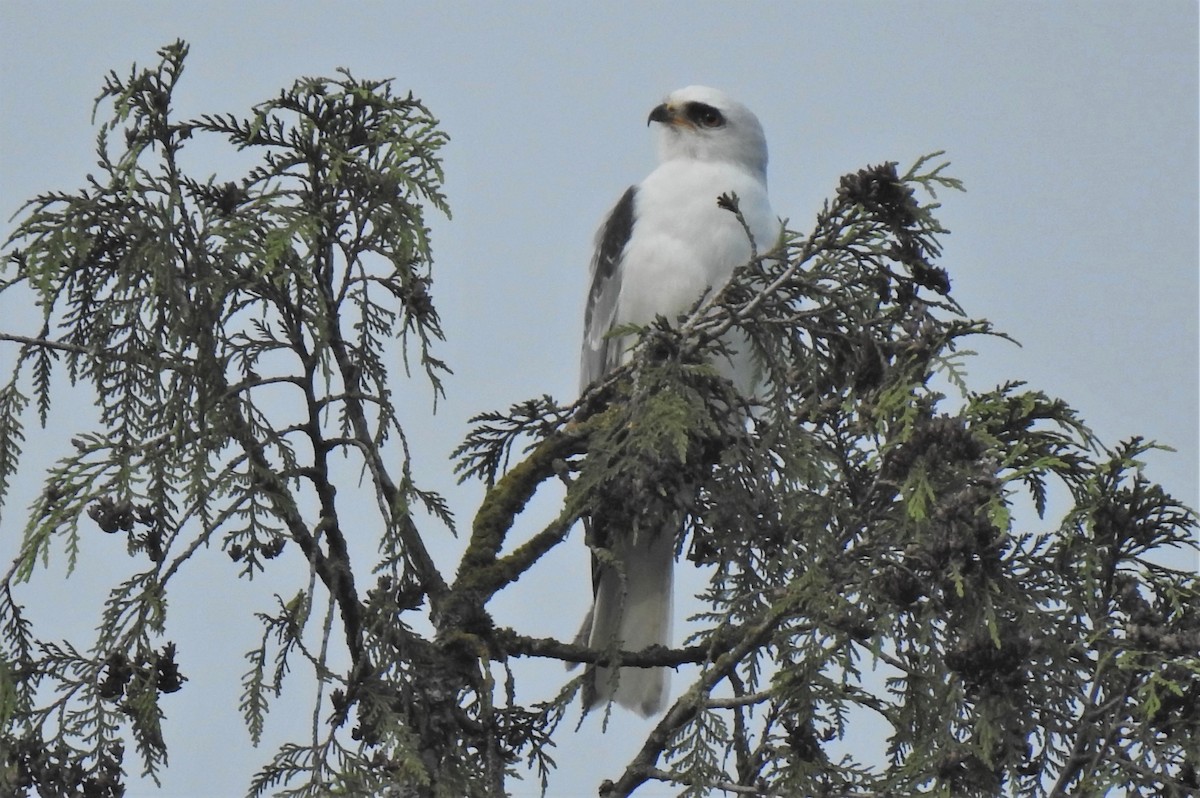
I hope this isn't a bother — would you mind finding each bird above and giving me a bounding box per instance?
[577,85,780,716]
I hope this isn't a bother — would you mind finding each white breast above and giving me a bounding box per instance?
[616,159,778,329]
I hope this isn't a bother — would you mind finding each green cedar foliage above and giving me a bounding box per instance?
[1,42,1196,798]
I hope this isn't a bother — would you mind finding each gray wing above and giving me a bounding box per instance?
[580,186,637,393]
[578,186,673,716]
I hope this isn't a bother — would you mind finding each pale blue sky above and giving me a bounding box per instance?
[1,3,1197,796]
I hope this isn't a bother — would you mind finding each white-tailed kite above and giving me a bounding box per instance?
[579,86,780,716]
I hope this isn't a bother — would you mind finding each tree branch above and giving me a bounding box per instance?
[494,627,734,669]
[447,425,587,605]
[601,598,800,798]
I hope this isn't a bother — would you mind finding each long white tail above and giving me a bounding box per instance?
[586,526,674,717]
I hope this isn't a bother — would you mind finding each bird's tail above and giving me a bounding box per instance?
[585,526,675,717]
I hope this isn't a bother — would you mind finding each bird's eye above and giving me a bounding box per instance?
[687,103,725,129]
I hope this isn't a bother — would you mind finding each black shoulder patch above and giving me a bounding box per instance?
[580,186,637,390]
[596,186,636,281]
[584,185,636,333]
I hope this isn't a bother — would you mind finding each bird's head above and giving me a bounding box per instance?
[648,86,768,178]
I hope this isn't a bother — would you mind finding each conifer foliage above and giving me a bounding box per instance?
[1,42,1196,797]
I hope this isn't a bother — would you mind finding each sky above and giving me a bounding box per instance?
[1,2,1197,797]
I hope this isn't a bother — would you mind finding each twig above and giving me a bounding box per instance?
[600,597,799,797]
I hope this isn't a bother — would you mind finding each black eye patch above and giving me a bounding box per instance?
[686,102,725,129]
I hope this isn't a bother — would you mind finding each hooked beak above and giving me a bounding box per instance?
[647,102,683,127]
